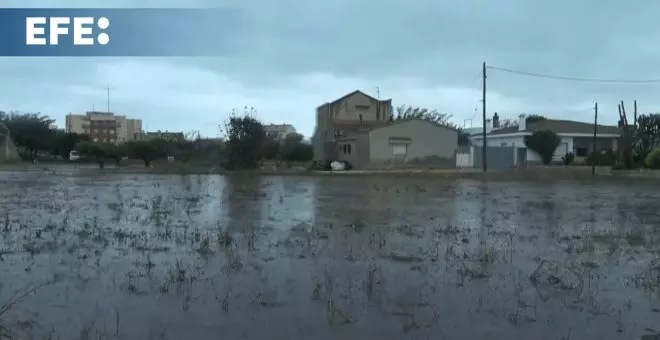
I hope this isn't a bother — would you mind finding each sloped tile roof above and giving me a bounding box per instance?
[489,119,619,135]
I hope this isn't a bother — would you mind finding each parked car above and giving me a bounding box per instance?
[69,150,82,161]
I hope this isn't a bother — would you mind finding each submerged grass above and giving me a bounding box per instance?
[0,172,658,339]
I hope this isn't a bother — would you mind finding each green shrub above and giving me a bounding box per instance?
[524,130,561,165]
[587,149,617,166]
[561,152,574,165]
[645,148,660,169]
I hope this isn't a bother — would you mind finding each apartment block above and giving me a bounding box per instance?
[65,111,143,144]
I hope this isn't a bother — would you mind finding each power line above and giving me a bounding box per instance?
[487,65,660,84]
[467,67,483,88]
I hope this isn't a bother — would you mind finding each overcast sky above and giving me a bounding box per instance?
[2,0,660,137]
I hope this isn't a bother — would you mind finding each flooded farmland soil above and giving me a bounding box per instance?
[0,172,659,340]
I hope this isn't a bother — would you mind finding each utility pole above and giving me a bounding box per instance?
[376,86,381,120]
[481,62,487,172]
[592,102,598,176]
[107,85,110,113]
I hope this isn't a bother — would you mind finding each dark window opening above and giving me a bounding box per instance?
[575,147,589,157]
[342,144,352,154]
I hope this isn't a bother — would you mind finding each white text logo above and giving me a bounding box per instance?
[26,17,110,46]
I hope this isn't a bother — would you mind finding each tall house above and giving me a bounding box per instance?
[65,111,143,144]
[312,90,392,162]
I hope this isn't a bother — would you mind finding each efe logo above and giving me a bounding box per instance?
[26,17,110,46]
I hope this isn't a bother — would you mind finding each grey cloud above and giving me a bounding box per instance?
[2,0,660,136]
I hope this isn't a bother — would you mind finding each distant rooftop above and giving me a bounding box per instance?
[86,111,114,116]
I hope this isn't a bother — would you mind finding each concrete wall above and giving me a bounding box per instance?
[456,146,474,168]
[473,146,516,170]
[367,120,458,169]
[0,134,20,162]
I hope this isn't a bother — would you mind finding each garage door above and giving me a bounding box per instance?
[392,144,407,156]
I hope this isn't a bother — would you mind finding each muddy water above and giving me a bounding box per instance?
[0,171,659,340]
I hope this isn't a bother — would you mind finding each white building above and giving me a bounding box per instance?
[471,114,620,164]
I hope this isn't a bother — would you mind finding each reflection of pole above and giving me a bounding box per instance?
[481,62,487,172]
[592,103,597,176]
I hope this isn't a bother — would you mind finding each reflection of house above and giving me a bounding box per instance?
[312,90,393,163]
[145,130,185,141]
[264,124,296,140]
[0,123,20,162]
[471,113,620,163]
[335,119,459,169]
[65,111,142,144]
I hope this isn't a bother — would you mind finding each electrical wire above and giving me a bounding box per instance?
[487,65,660,84]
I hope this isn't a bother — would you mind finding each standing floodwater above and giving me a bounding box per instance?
[0,172,659,339]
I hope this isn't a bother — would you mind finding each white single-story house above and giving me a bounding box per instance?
[470,114,620,164]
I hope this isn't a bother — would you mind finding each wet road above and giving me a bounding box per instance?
[0,171,659,339]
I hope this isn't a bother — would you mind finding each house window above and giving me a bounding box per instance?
[342,144,352,154]
[355,105,370,110]
[501,142,508,147]
[334,129,344,137]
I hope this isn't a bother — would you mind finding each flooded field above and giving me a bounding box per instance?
[0,171,659,340]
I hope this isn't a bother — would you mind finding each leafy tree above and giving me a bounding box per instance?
[75,141,109,169]
[104,143,131,166]
[498,114,546,128]
[525,114,547,123]
[524,130,561,165]
[262,136,280,160]
[499,118,518,128]
[279,133,313,165]
[645,148,660,169]
[635,113,660,162]
[0,111,56,159]
[456,129,470,146]
[166,131,203,164]
[52,131,90,159]
[221,107,266,170]
[127,139,167,167]
[394,105,453,125]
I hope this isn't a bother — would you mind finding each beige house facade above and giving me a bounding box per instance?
[312,90,393,163]
[65,111,143,144]
[335,119,459,169]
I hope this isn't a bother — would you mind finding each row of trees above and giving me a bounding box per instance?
[1,109,314,170]
[0,111,90,160]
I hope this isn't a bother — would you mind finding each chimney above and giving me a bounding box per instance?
[518,114,526,131]
[492,112,500,128]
